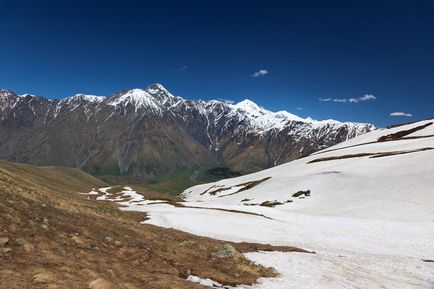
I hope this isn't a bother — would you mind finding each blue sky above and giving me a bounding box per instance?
[0,0,433,126]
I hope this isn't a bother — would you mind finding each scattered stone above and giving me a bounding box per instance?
[179,240,193,247]
[16,238,27,245]
[41,224,49,231]
[0,247,12,253]
[32,272,55,283]
[57,247,66,255]
[0,237,9,247]
[107,269,115,277]
[88,278,117,289]
[104,236,113,243]
[71,235,85,245]
[141,248,151,262]
[24,242,35,252]
[114,241,122,247]
[214,244,238,259]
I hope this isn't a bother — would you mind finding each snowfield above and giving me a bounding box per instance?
[84,119,434,289]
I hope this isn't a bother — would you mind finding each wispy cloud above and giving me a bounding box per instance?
[252,69,268,77]
[319,94,376,103]
[218,99,235,105]
[178,65,188,72]
[359,94,376,101]
[296,107,303,111]
[390,112,413,117]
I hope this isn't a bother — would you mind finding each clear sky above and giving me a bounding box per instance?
[1,0,433,126]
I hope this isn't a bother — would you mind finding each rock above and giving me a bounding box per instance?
[71,235,85,245]
[88,278,116,289]
[0,247,12,253]
[179,240,193,247]
[0,237,9,247]
[24,242,35,252]
[140,248,151,262]
[41,224,49,231]
[16,238,27,245]
[214,244,238,258]
[114,241,122,247]
[104,236,113,243]
[57,247,66,255]
[32,272,55,283]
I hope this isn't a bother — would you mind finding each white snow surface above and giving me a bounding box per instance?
[83,119,434,289]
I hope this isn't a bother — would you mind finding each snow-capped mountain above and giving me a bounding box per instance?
[0,84,374,178]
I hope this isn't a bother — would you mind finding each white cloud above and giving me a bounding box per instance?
[359,94,376,101]
[296,107,303,110]
[319,94,376,104]
[218,99,235,104]
[332,98,348,103]
[178,65,188,72]
[252,69,268,77]
[390,112,413,117]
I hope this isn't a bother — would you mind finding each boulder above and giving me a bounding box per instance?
[0,237,9,247]
[214,244,238,258]
[88,278,116,289]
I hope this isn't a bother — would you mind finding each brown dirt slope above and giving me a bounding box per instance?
[0,160,305,289]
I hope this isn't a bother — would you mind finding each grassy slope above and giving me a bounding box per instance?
[0,160,296,289]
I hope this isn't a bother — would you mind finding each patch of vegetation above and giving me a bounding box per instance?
[292,190,311,198]
[370,147,434,158]
[91,165,121,176]
[235,177,272,193]
[378,122,432,142]
[308,153,375,163]
[147,166,242,195]
[205,167,241,179]
[259,201,283,207]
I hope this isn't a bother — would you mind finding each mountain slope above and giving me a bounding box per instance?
[182,118,434,223]
[102,118,434,288]
[1,159,302,289]
[0,85,374,181]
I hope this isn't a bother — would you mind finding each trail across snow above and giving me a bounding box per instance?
[83,119,434,289]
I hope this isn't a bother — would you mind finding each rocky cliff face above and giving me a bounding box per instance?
[0,85,374,178]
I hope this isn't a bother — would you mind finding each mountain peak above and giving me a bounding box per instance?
[147,83,168,92]
[234,99,262,112]
[0,89,17,98]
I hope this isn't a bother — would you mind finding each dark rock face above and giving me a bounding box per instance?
[0,85,374,178]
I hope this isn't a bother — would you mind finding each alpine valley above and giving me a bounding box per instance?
[0,84,373,190]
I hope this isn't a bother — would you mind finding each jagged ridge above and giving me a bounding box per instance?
[0,84,374,178]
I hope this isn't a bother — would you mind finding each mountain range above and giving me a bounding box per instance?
[0,84,374,182]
